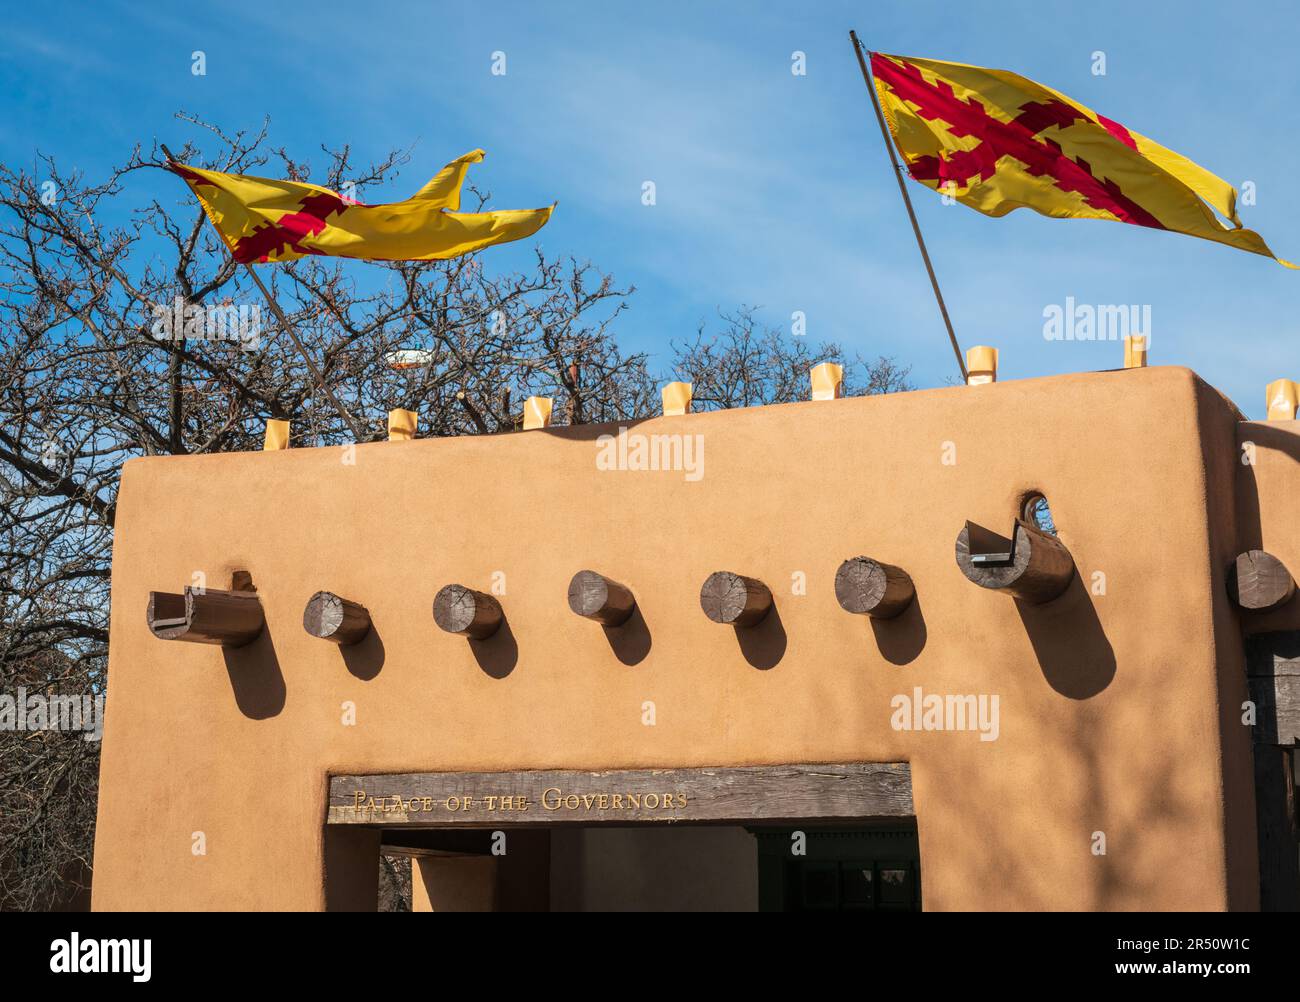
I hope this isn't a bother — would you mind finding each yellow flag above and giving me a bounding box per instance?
[870,52,1295,268]
[170,149,553,264]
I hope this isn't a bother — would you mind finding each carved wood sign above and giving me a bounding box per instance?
[328,763,913,827]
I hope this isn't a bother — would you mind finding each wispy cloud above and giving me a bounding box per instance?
[1,0,1296,413]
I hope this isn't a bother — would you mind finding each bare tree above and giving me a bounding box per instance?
[378,855,412,912]
[0,114,910,910]
[670,306,911,409]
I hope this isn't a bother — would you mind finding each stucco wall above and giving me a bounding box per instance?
[1236,417,1300,637]
[92,365,1258,910]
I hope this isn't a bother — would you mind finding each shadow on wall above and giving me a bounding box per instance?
[1237,421,1300,557]
[341,624,385,681]
[603,603,652,666]
[870,591,928,666]
[735,601,787,670]
[1229,420,1300,636]
[931,697,1192,910]
[1015,574,1115,700]
[222,621,285,719]
[1234,422,1300,628]
[470,616,519,679]
[534,416,654,443]
[1212,394,1283,910]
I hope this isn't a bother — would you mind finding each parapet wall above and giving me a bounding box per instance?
[92,365,1263,910]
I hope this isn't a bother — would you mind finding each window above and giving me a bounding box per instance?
[755,827,921,912]
[1022,492,1057,535]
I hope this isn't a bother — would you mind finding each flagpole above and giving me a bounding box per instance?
[160,145,367,441]
[848,32,968,383]
[241,265,365,440]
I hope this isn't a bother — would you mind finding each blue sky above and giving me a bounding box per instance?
[2,0,1296,416]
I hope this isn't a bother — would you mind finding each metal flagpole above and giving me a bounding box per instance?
[848,31,967,383]
[160,145,366,440]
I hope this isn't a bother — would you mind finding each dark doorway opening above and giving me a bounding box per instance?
[375,822,920,912]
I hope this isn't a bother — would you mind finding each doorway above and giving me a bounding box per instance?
[376,822,920,911]
[328,762,917,911]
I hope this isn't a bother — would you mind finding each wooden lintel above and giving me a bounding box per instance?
[328,763,914,827]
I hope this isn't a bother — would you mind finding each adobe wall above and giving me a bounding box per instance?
[1236,416,1300,636]
[91,365,1259,910]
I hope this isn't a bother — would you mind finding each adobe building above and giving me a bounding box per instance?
[91,359,1300,911]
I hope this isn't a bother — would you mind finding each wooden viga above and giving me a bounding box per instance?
[834,557,915,619]
[146,585,265,647]
[699,571,772,627]
[567,570,636,627]
[303,591,373,645]
[1229,550,1296,613]
[433,584,504,640]
[954,518,1074,603]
